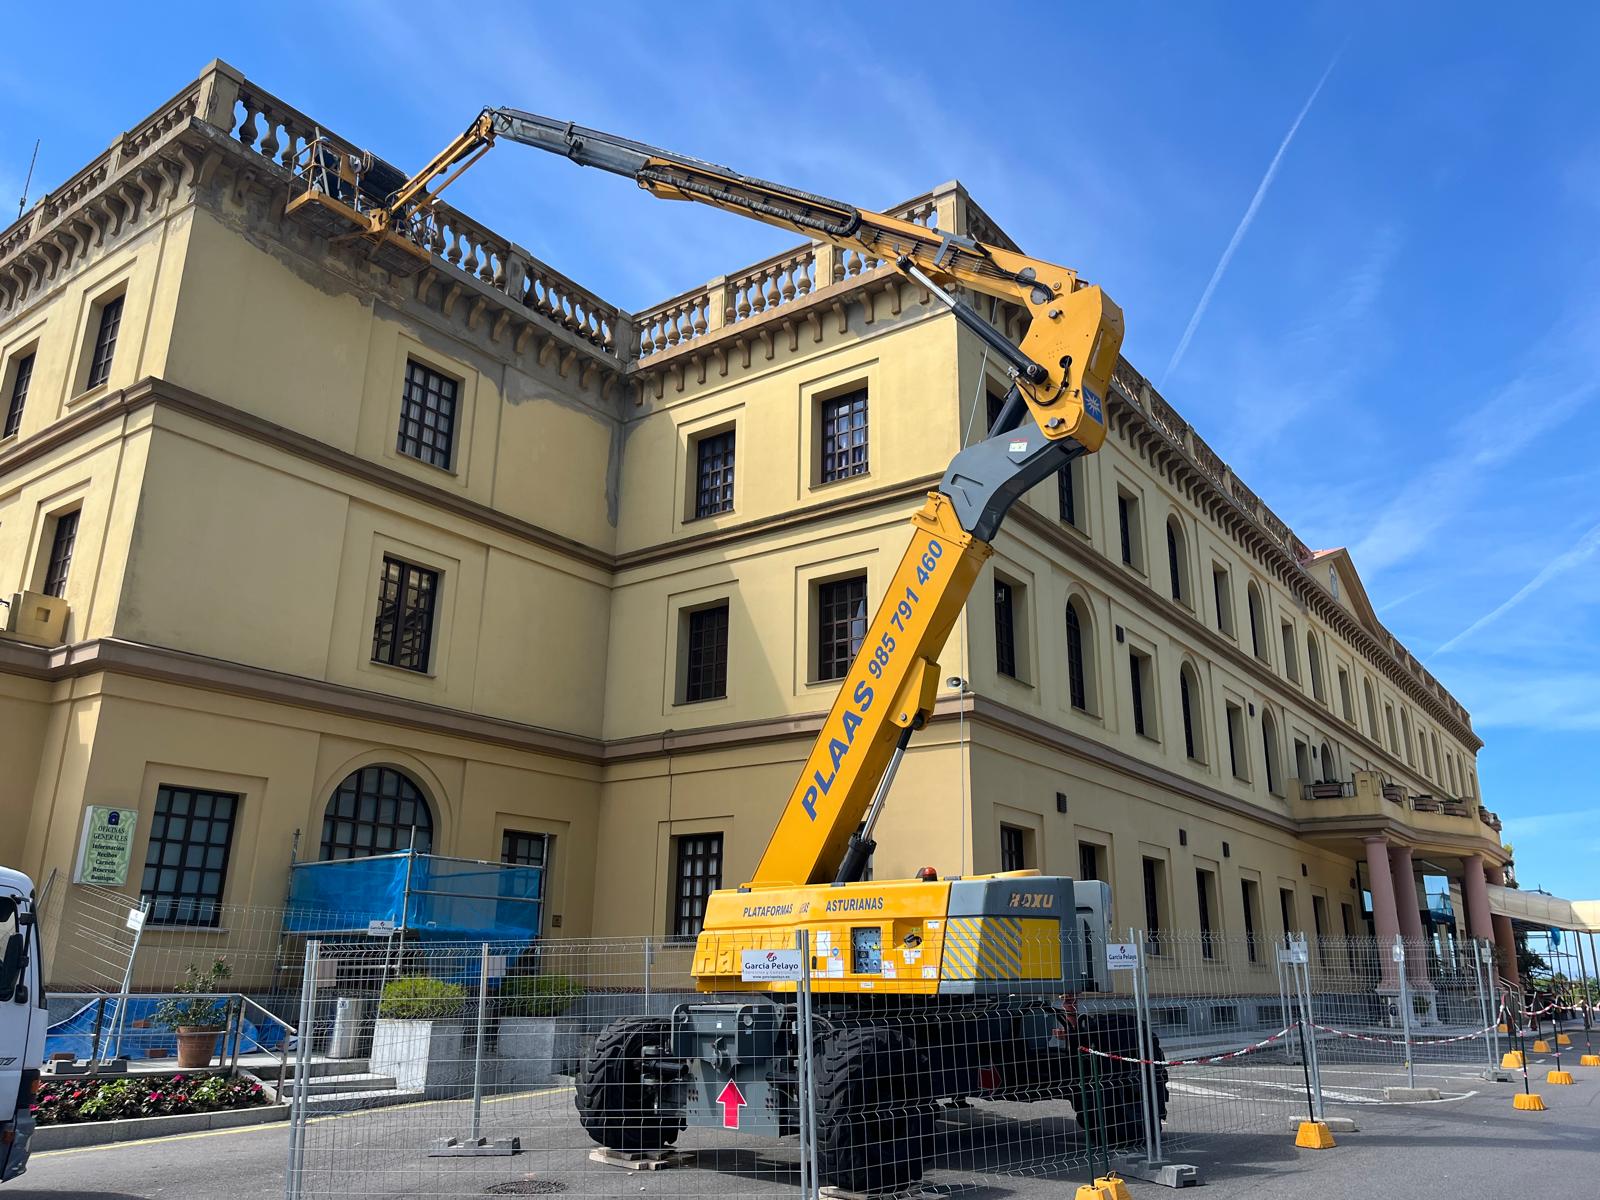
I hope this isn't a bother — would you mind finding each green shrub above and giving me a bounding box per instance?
[153,958,233,1030]
[378,976,466,1020]
[498,973,581,1018]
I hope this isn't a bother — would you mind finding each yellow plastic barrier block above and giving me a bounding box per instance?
[1557,1033,1573,1047]
[1497,1024,1509,1034]
[1502,1051,1525,1069]
[1295,1120,1336,1149]
[1513,1092,1546,1111]
[1074,1176,1133,1200]
[1579,1054,1600,1067]
[1547,1070,1575,1085]
[1532,1039,1552,1053]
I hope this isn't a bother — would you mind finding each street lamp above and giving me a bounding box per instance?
[947,677,969,875]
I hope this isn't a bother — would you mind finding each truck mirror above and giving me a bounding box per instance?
[0,933,22,1000]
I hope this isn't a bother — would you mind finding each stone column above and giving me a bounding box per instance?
[1389,845,1432,993]
[1462,854,1494,941]
[1364,837,1401,991]
[1485,861,1520,989]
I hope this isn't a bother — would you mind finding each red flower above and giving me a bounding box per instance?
[28,1105,37,1114]
[148,1091,163,1101]
[174,1094,188,1103]
[70,1090,84,1099]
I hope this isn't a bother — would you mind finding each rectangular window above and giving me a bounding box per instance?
[1117,491,1139,567]
[371,556,439,672]
[820,389,869,482]
[1280,886,1297,934]
[671,832,722,939]
[3,352,32,439]
[1226,702,1246,780]
[1385,705,1398,751]
[684,603,730,702]
[994,579,1017,678]
[85,295,123,391]
[1078,841,1102,882]
[139,785,239,927]
[1312,894,1329,964]
[693,429,736,517]
[1241,879,1261,963]
[1212,565,1234,636]
[1337,668,1354,724]
[816,575,867,681]
[1000,824,1028,872]
[1196,868,1218,957]
[397,359,458,470]
[1129,649,1153,738]
[500,829,550,868]
[42,510,80,598]
[1280,621,1300,683]
[1058,460,1078,526]
[1142,856,1166,952]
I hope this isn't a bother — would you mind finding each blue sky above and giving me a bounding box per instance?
[4,3,1597,900]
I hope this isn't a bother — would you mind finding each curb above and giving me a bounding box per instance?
[33,1103,289,1150]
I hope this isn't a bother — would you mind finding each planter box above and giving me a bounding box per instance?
[496,1017,559,1087]
[370,1018,473,1098]
[32,1103,287,1151]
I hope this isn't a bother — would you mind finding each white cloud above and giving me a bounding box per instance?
[1162,48,1343,385]
[1434,519,1600,654]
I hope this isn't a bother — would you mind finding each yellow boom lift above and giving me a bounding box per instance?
[289,111,1163,1193]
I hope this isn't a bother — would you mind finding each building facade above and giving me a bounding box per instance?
[0,62,1516,982]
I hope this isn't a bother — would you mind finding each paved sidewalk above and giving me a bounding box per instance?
[13,1069,1599,1200]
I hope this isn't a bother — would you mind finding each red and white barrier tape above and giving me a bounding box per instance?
[1076,1028,1291,1068]
[1311,1020,1497,1046]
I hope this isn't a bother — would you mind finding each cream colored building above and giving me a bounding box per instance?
[0,62,1515,981]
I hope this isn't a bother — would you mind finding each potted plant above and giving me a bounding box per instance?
[496,973,581,1087]
[370,976,470,1096]
[153,958,233,1069]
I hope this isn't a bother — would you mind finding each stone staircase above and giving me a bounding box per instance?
[261,1057,422,1113]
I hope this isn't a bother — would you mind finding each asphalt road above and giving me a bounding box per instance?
[14,1056,1598,1200]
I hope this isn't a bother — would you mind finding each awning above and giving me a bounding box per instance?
[1486,883,1600,932]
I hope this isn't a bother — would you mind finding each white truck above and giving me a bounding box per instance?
[0,867,44,1182]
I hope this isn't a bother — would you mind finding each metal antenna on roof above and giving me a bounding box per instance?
[18,139,40,219]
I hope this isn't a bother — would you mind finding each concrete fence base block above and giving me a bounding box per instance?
[1112,1155,1202,1187]
[1383,1085,1442,1101]
[1481,1067,1515,1082]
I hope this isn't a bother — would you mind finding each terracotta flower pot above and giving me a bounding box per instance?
[175,1026,223,1068]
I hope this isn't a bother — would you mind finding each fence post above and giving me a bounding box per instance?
[285,939,319,1200]
[1395,936,1415,1090]
[105,895,151,1064]
[472,943,488,1143]
[795,928,818,1200]
[1132,928,1163,1168]
[1475,939,1498,1072]
[1294,936,1324,1119]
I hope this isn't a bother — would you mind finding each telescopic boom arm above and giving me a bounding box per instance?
[366,107,1125,886]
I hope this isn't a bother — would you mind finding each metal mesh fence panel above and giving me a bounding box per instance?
[1300,935,1501,1107]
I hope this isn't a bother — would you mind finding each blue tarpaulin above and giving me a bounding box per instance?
[283,851,543,942]
[44,997,289,1061]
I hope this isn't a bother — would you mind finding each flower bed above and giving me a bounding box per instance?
[34,1073,267,1125]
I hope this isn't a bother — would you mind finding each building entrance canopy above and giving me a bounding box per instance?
[1486,883,1600,933]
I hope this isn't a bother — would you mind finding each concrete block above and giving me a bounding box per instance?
[1383,1085,1441,1101]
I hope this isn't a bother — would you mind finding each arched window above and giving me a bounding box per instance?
[1179,663,1204,762]
[321,765,434,860]
[1262,710,1282,796]
[1246,583,1267,662]
[1362,678,1379,742]
[1065,597,1096,714]
[1319,741,1336,783]
[1165,517,1189,607]
[1306,632,1325,703]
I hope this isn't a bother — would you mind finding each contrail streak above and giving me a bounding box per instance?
[1435,518,1600,654]
[1162,49,1344,385]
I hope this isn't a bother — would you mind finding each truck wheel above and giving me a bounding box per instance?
[576,1016,681,1152]
[813,1026,931,1194]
